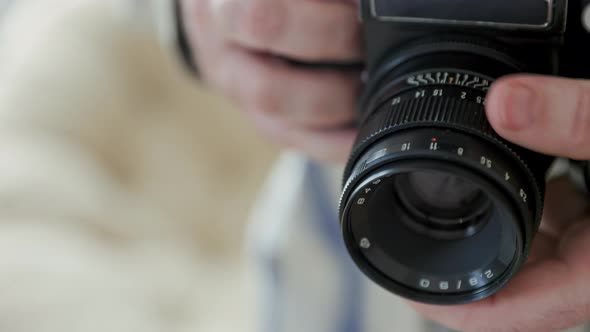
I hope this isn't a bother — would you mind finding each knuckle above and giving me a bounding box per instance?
[239,0,286,47]
[568,85,590,152]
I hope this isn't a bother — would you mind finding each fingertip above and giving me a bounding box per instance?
[486,75,590,159]
[486,75,539,133]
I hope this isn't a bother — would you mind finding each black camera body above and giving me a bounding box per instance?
[363,0,589,76]
[339,0,590,305]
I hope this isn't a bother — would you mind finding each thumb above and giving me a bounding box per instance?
[486,74,590,159]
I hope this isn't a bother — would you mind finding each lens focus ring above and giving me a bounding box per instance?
[361,82,491,144]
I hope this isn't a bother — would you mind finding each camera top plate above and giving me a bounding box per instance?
[369,0,557,30]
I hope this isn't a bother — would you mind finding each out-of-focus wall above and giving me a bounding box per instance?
[0,1,276,331]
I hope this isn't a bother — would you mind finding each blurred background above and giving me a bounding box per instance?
[0,0,277,331]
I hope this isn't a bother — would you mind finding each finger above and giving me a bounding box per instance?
[486,75,590,159]
[211,0,362,62]
[410,252,590,332]
[558,218,590,274]
[410,220,590,332]
[216,46,360,129]
[540,177,590,238]
[526,232,558,263]
[249,111,356,163]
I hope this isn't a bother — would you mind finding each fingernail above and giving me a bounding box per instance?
[501,84,537,130]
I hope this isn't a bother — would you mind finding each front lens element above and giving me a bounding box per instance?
[394,170,492,239]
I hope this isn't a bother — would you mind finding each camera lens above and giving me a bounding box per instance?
[339,40,552,305]
[393,170,492,239]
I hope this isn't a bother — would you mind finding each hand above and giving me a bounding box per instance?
[179,0,362,163]
[412,75,590,331]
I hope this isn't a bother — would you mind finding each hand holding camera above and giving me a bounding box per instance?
[412,74,590,331]
[180,0,590,330]
[179,0,362,163]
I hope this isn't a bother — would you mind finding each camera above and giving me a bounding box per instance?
[339,0,590,305]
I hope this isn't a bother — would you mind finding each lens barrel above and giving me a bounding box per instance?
[340,41,552,305]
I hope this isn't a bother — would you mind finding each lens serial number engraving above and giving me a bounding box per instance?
[414,268,497,293]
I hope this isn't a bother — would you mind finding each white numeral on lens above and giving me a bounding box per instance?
[480,157,492,168]
[419,279,430,288]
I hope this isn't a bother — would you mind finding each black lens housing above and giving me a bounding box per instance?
[339,40,552,305]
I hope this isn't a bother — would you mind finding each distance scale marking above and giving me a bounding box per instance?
[389,84,487,107]
[367,69,494,114]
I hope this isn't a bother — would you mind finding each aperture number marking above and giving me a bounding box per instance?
[480,157,493,169]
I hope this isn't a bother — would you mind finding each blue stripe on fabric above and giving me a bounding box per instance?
[265,253,282,332]
[306,161,364,332]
